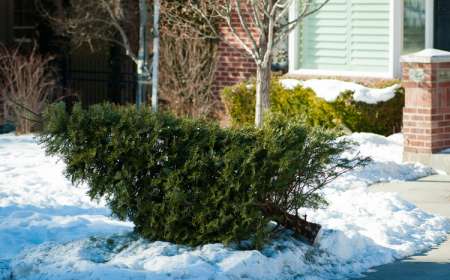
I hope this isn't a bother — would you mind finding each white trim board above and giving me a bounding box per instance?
[425,0,435,49]
[390,0,403,79]
[289,69,396,80]
[288,0,301,73]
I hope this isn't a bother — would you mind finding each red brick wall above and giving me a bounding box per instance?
[213,9,258,95]
[214,42,256,94]
[402,62,450,154]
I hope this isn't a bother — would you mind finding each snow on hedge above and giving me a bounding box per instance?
[281,79,400,104]
[0,133,448,280]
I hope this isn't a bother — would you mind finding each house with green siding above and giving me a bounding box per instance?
[2,0,450,127]
[287,0,450,79]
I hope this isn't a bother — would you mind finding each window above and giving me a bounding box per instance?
[403,0,426,54]
[435,0,450,51]
[13,0,37,44]
[296,0,390,74]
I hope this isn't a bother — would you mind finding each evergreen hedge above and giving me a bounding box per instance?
[331,89,404,136]
[40,103,365,247]
[222,79,404,136]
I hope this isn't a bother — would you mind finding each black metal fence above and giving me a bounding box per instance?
[63,45,137,106]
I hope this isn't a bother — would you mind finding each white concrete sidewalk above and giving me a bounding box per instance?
[361,175,450,279]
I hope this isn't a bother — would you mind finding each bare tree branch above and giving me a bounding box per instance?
[180,0,329,126]
[0,44,58,133]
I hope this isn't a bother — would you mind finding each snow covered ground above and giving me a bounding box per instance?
[281,79,400,104]
[0,133,448,280]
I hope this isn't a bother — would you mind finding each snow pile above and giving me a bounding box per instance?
[281,79,400,104]
[308,134,446,264]
[0,133,448,280]
[0,134,132,278]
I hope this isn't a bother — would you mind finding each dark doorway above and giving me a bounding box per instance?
[435,0,450,51]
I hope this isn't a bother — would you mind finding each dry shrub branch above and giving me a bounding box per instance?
[159,36,218,119]
[159,1,219,119]
[0,46,57,134]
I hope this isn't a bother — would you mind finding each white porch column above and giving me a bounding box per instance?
[425,0,435,49]
[288,0,301,72]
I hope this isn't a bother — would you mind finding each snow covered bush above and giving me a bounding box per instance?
[222,79,339,128]
[40,103,366,248]
[332,88,404,136]
[222,78,404,136]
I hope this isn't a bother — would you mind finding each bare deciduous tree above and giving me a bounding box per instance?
[0,46,57,134]
[177,0,330,127]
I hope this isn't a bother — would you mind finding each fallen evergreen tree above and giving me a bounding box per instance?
[40,103,367,248]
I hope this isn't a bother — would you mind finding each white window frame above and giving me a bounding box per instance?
[288,0,434,79]
[390,0,403,78]
[425,0,434,48]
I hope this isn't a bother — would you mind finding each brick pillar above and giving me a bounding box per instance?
[401,49,450,166]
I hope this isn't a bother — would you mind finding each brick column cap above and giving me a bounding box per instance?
[401,48,450,64]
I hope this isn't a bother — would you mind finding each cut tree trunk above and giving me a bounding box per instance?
[255,65,271,128]
[262,203,322,245]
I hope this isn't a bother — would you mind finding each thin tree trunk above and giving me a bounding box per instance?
[151,0,160,112]
[255,65,271,128]
[136,0,148,109]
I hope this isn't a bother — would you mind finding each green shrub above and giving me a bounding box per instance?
[222,79,340,129]
[40,103,365,248]
[330,88,405,136]
[222,79,404,136]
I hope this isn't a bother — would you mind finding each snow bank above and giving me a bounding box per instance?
[280,79,400,104]
[0,134,132,278]
[0,133,448,280]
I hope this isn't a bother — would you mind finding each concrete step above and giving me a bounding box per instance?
[404,152,450,174]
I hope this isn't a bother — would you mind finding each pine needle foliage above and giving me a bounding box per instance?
[40,103,367,248]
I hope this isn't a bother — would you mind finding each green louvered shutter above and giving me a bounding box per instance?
[299,0,390,73]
